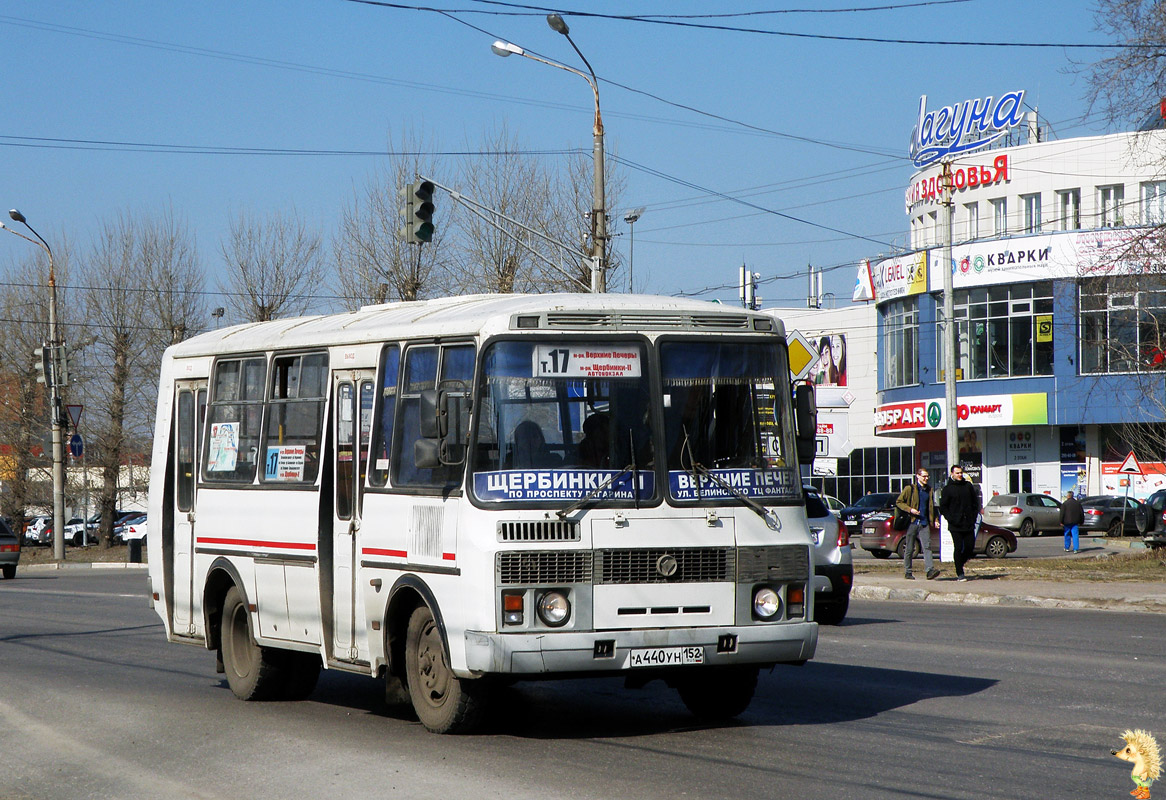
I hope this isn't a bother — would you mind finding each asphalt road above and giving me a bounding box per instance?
[2,570,1163,799]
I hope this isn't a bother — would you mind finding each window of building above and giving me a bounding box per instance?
[936,282,1054,380]
[1022,193,1041,234]
[991,198,1008,236]
[1143,181,1166,225]
[205,356,268,483]
[927,211,938,246]
[1058,189,1081,230]
[805,445,915,505]
[1099,184,1125,227]
[261,352,328,483]
[964,202,979,241]
[1080,277,1166,373]
[880,297,919,389]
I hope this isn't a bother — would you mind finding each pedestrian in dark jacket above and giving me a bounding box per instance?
[1061,491,1084,553]
[938,465,980,581]
[896,469,941,580]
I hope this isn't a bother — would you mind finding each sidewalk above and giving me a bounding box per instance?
[852,572,1166,614]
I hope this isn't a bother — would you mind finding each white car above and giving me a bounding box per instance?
[805,486,852,626]
[63,517,99,547]
[119,518,147,545]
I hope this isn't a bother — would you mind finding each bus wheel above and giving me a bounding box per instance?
[221,585,281,701]
[404,604,486,734]
[675,665,758,722]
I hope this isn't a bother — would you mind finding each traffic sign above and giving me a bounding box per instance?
[1118,451,1142,475]
[787,330,820,381]
[69,433,83,458]
[66,404,83,429]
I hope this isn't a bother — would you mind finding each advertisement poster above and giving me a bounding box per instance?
[811,334,847,387]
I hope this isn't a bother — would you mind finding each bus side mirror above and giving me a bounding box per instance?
[794,383,817,465]
[414,437,441,469]
[418,382,469,466]
[419,389,445,439]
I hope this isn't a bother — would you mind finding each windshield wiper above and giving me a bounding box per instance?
[555,463,637,520]
[680,432,778,529]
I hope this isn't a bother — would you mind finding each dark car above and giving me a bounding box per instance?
[1,517,20,579]
[860,513,1017,560]
[1079,495,1142,537]
[838,492,897,533]
[1135,490,1166,549]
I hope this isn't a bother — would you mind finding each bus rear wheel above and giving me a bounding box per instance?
[221,586,283,701]
[675,665,759,721]
[404,604,486,734]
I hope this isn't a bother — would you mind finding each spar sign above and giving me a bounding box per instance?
[874,393,1048,434]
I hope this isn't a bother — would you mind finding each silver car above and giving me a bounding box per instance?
[805,486,852,625]
[983,493,1063,537]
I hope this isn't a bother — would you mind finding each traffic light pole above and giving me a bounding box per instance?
[2,211,66,560]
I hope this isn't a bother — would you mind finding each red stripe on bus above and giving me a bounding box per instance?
[363,548,407,558]
[197,537,316,551]
[442,552,456,561]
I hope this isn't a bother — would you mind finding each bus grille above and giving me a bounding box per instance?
[595,547,735,585]
[736,545,809,583]
[497,520,580,543]
[497,551,593,585]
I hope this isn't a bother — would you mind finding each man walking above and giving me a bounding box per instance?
[1061,490,1083,553]
[939,465,980,582]
[896,469,940,580]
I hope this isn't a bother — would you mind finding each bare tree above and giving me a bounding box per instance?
[220,209,327,321]
[82,212,203,546]
[334,131,450,307]
[1084,0,1166,127]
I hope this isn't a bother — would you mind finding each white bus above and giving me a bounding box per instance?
[147,293,820,733]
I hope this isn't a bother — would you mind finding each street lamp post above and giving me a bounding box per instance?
[623,207,644,293]
[2,209,66,561]
[492,13,608,292]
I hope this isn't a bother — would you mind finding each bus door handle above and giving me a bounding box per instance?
[187,512,195,524]
[348,520,359,535]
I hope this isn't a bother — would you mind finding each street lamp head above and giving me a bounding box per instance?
[547,13,569,35]
[491,40,524,57]
[624,207,645,225]
[9,209,26,224]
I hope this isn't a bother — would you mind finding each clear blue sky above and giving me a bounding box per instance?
[0,0,1120,313]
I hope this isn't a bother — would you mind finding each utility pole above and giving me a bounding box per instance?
[940,162,958,473]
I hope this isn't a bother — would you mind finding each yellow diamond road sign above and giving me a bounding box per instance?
[787,330,820,381]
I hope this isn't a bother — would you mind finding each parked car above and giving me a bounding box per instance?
[860,513,1017,560]
[805,486,851,626]
[1079,495,1142,537]
[119,518,147,546]
[113,514,147,544]
[982,493,1062,537]
[23,515,51,546]
[1134,490,1166,549]
[63,516,100,547]
[838,492,897,533]
[819,493,845,516]
[0,517,20,579]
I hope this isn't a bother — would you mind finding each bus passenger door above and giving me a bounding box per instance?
[332,371,374,661]
[173,381,206,636]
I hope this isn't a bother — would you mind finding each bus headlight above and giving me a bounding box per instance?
[536,590,571,627]
[753,587,781,619]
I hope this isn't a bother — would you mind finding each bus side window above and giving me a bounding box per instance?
[369,345,400,487]
[393,343,474,489]
[204,356,267,484]
[261,352,328,484]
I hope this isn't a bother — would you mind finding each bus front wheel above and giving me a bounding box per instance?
[675,665,759,721]
[404,604,486,734]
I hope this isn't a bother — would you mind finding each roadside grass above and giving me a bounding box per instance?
[19,543,145,565]
[854,546,1165,582]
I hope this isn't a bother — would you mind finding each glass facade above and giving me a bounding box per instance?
[936,282,1054,380]
[880,297,919,389]
[1080,277,1166,373]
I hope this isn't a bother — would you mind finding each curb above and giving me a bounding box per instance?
[21,562,149,572]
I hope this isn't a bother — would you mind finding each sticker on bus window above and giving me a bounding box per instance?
[265,445,306,482]
[207,422,239,472]
[474,469,654,502]
[668,468,799,501]
[532,346,641,378]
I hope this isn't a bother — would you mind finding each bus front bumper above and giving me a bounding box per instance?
[462,622,818,675]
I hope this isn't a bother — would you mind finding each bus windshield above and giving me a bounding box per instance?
[471,340,655,504]
[660,339,799,503]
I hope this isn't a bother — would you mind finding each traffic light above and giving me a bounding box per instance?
[400,180,436,244]
[33,345,50,385]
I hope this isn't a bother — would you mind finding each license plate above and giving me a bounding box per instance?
[628,646,705,668]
